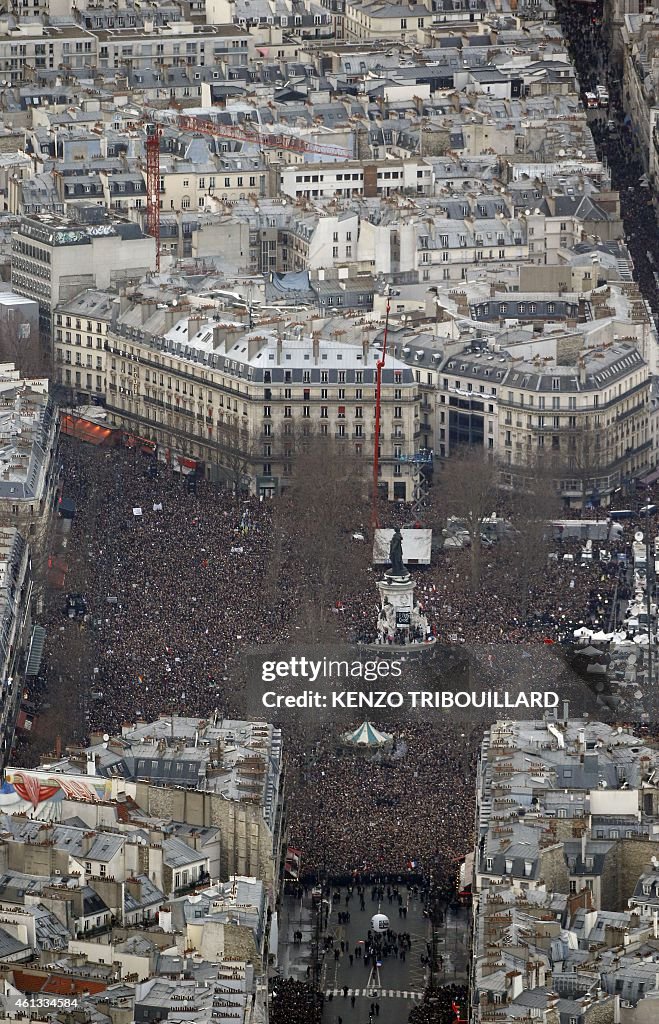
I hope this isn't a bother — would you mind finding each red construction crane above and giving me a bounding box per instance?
[145,123,162,272]
[143,112,352,269]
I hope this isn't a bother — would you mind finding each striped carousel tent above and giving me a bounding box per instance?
[341,721,393,749]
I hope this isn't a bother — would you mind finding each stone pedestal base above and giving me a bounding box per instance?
[376,577,417,638]
[377,574,416,627]
[373,572,433,648]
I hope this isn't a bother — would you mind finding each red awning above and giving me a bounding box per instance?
[61,415,114,446]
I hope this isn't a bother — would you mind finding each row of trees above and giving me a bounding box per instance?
[256,435,567,641]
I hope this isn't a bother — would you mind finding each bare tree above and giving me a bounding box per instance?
[213,414,256,493]
[431,447,500,590]
[0,310,47,378]
[506,458,560,620]
[557,420,614,508]
[274,434,369,639]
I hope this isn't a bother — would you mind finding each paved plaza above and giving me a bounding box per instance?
[278,884,470,1023]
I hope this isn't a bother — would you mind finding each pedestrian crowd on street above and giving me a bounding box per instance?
[25,439,659,882]
[270,978,323,1024]
[408,984,468,1024]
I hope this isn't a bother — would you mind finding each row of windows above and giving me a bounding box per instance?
[60,369,103,390]
[267,388,366,400]
[56,350,103,369]
[12,258,50,280]
[12,240,51,263]
[56,315,104,332]
[57,331,104,349]
[264,404,405,419]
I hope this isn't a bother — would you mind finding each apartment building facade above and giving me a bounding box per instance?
[497,342,652,506]
[11,215,154,338]
[0,528,32,769]
[278,157,434,201]
[55,302,421,498]
[0,370,60,549]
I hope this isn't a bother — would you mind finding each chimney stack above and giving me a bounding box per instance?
[163,308,178,333]
[212,324,226,351]
[188,317,202,343]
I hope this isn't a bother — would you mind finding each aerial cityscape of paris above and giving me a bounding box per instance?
[1,0,659,1021]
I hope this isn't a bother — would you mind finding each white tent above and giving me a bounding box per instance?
[342,721,393,749]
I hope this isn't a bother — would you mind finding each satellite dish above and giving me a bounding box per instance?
[635,531,644,543]
[103,733,110,742]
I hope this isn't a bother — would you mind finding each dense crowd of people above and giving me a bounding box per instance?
[270,979,323,1024]
[288,722,479,878]
[22,437,659,886]
[40,442,282,734]
[408,985,468,1024]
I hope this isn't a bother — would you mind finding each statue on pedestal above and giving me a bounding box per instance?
[388,527,408,578]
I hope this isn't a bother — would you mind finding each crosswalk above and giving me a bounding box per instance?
[325,988,423,1000]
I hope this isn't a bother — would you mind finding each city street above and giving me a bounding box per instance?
[278,886,471,1024]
